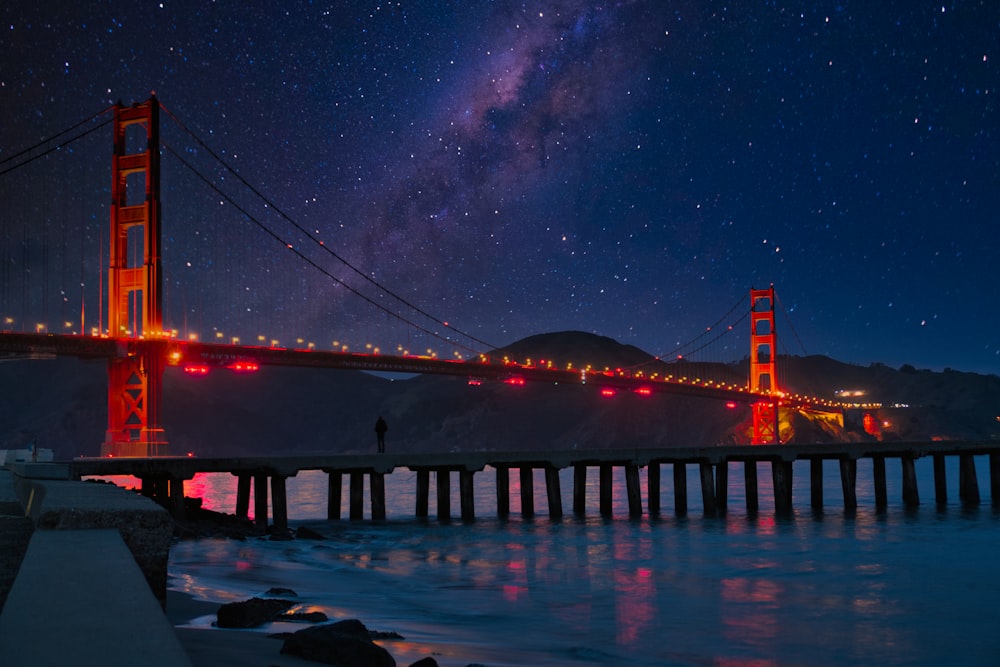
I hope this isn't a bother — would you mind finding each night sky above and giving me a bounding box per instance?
[1,2,997,374]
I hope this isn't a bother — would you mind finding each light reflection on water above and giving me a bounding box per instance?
[97,455,1000,666]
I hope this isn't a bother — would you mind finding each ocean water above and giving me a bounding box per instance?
[166,457,1000,666]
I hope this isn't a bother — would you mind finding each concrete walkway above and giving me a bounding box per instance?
[0,467,193,666]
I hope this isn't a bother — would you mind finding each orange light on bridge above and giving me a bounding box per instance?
[228,361,259,373]
[183,364,210,376]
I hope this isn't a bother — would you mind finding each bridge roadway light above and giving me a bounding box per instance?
[231,337,240,345]
[188,333,198,341]
[36,323,46,333]
[215,331,224,340]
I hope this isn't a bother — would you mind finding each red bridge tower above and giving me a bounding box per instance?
[750,285,780,444]
[101,96,168,457]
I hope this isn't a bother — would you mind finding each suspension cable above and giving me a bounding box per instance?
[775,291,808,356]
[659,293,749,359]
[162,142,483,356]
[0,111,113,177]
[159,103,497,352]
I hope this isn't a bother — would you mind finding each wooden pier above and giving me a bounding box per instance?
[68,441,1000,531]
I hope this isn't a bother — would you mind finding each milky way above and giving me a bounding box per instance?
[1,2,997,373]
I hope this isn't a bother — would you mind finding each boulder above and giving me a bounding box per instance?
[281,619,396,667]
[216,597,295,628]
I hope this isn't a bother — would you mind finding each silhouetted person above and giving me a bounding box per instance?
[374,416,388,453]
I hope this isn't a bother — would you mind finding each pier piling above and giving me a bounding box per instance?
[326,471,342,520]
[873,456,887,509]
[744,461,759,514]
[460,470,476,521]
[933,454,947,505]
[959,454,980,505]
[497,466,510,518]
[673,463,688,515]
[839,458,857,510]
[901,456,920,507]
[647,463,661,515]
[545,466,562,519]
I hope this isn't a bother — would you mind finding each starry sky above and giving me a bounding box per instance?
[1,1,998,374]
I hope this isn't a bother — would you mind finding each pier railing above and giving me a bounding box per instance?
[66,440,1000,530]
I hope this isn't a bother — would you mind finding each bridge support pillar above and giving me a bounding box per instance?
[102,97,168,458]
[327,471,342,520]
[933,454,947,505]
[673,463,687,515]
[573,465,587,516]
[901,456,920,507]
[460,471,475,522]
[959,454,980,505]
[647,463,661,515]
[873,456,887,509]
[839,458,857,511]
[519,467,534,518]
[771,460,793,515]
[436,469,451,520]
[544,466,562,520]
[599,465,613,516]
[496,466,510,518]
[744,461,759,514]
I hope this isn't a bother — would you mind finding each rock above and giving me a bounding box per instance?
[281,619,396,667]
[408,658,439,667]
[295,525,327,540]
[216,597,295,628]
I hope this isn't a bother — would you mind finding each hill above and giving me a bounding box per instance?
[1,332,998,458]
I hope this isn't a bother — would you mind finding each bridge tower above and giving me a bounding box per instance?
[101,96,168,457]
[750,285,779,444]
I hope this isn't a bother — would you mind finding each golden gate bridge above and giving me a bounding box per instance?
[0,96,855,457]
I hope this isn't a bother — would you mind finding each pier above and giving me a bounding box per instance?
[68,440,1000,530]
